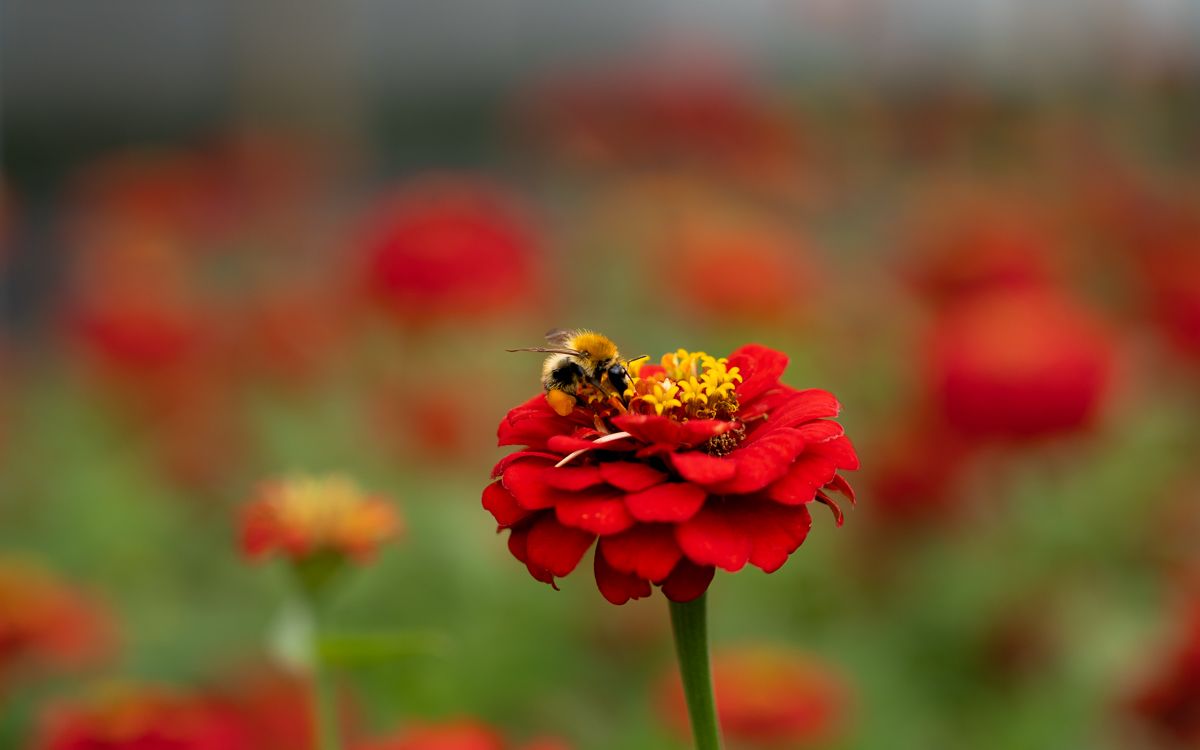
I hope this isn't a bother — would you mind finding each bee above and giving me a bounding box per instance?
[508,328,637,416]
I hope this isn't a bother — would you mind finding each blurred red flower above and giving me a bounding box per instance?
[212,668,314,750]
[232,277,354,387]
[656,645,851,748]
[660,204,820,324]
[925,288,1116,440]
[484,344,857,604]
[513,51,801,192]
[62,148,237,244]
[0,559,113,691]
[355,719,571,750]
[30,686,251,750]
[1128,600,1200,746]
[863,414,974,522]
[239,474,402,564]
[1138,244,1200,362]
[356,176,541,325]
[899,189,1064,307]
[60,233,218,381]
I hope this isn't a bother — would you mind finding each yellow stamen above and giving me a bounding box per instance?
[678,376,708,408]
[641,381,682,416]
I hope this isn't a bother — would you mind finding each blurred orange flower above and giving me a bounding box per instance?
[355,175,541,325]
[925,288,1116,440]
[0,558,113,691]
[239,474,402,563]
[656,645,851,748]
[355,719,571,750]
[31,685,251,750]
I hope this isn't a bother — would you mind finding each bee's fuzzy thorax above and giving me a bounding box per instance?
[569,332,619,364]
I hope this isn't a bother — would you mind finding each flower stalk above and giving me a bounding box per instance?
[669,592,724,750]
[295,581,342,750]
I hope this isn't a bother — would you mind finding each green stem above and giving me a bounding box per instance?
[311,649,340,750]
[668,593,724,750]
[294,568,342,750]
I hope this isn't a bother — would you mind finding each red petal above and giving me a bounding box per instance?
[599,462,667,491]
[546,434,635,454]
[738,384,799,421]
[483,481,533,527]
[708,429,807,495]
[508,518,557,587]
[498,413,570,450]
[766,389,843,428]
[674,505,753,572]
[677,419,741,447]
[554,487,637,535]
[815,491,844,526]
[729,344,789,402]
[525,515,596,578]
[659,558,715,603]
[625,482,708,523]
[792,419,845,443]
[731,499,812,573]
[593,547,652,605]
[502,457,560,510]
[764,453,838,505]
[611,414,682,446]
[806,435,860,470]
[824,474,856,506]
[669,451,737,485]
[599,524,684,582]
[541,465,604,491]
[491,450,559,479]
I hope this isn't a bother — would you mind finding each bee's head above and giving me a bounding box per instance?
[571,333,619,373]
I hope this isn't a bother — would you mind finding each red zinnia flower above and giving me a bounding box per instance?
[239,474,402,564]
[925,287,1116,440]
[355,719,572,750]
[0,558,114,691]
[656,645,851,748]
[356,175,541,325]
[484,344,857,604]
[31,685,251,750]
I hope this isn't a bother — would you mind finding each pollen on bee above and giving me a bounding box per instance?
[546,389,577,417]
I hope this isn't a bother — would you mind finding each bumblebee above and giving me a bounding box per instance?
[508,328,634,416]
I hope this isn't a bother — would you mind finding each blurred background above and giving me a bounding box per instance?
[3,1,1200,748]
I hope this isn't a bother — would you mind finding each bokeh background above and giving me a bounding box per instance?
[3,1,1200,748]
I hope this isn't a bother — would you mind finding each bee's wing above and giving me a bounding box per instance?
[506,347,585,356]
[545,328,575,347]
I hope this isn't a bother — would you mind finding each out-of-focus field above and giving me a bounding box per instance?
[3,15,1200,749]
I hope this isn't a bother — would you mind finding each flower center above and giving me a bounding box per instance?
[624,350,743,422]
